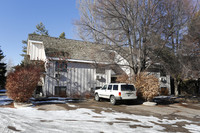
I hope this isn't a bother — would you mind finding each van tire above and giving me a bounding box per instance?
[95,93,100,101]
[110,96,117,105]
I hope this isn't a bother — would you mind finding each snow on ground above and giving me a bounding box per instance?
[184,124,200,133]
[66,103,77,108]
[32,100,66,105]
[0,101,12,106]
[0,95,11,100]
[0,95,83,106]
[0,95,13,106]
[0,107,200,133]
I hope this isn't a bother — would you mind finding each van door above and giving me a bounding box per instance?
[121,85,137,99]
[106,85,113,99]
[100,85,107,98]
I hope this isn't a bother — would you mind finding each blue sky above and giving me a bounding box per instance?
[0,0,80,65]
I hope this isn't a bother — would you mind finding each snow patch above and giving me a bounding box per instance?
[143,102,157,106]
[0,101,12,106]
[0,96,12,101]
[66,103,77,108]
[184,124,200,133]
[0,95,13,106]
[172,125,178,127]
[32,100,66,105]
[0,107,199,133]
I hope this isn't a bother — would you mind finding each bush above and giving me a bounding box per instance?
[6,65,42,102]
[117,72,160,101]
[116,74,129,83]
[179,79,199,96]
[83,90,94,99]
[134,73,160,101]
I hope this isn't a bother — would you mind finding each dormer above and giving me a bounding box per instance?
[27,40,46,61]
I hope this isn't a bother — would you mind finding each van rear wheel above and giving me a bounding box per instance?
[110,96,117,105]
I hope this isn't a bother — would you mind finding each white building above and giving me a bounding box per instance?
[27,34,171,97]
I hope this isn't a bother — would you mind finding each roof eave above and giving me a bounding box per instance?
[47,57,110,64]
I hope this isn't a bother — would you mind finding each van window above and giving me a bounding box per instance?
[108,85,112,90]
[121,85,135,91]
[102,85,107,90]
[113,85,118,91]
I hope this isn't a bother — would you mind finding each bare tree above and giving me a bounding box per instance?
[155,0,199,95]
[75,0,195,79]
[180,8,200,79]
[6,58,15,74]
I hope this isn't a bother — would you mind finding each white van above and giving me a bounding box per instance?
[94,83,137,105]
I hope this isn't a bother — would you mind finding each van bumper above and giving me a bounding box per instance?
[121,96,137,100]
[115,96,137,100]
[115,96,122,100]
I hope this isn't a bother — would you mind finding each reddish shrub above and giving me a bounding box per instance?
[70,92,81,99]
[6,65,42,102]
[83,91,93,99]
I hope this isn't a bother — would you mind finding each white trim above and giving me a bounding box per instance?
[47,57,110,64]
[28,40,43,44]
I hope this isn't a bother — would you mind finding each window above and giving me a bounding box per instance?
[113,85,118,91]
[121,85,135,91]
[55,61,67,72]
[55,74,61,78]
[160,87,168,95]
[55,86,67,96]
[102,85,107,90]
[160,70,166,76]
[108,85,112,90]
[160,66,166,76]
[35,86,43,95]
[96,67,105,74]
[95,87,101,90]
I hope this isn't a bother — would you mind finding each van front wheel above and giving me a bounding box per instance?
[110,96,117,105]
[95,93,100,101]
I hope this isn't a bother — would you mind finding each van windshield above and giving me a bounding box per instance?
[121,85,135,91]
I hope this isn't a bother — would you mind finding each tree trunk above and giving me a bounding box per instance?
[198,78,200,95]
[174,79,180,96]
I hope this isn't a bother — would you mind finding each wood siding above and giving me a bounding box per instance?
[44,61,111,96]
[27,40,46,61]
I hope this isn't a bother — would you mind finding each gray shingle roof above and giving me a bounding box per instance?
[28,34,113,62]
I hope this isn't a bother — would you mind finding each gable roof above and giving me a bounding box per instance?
[28,34,113,62]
